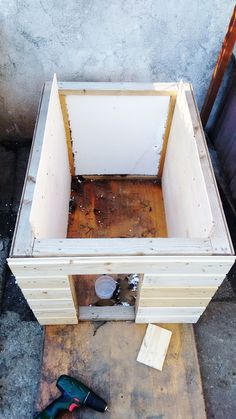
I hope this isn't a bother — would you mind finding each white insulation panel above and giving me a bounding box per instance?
[66,94,170,175]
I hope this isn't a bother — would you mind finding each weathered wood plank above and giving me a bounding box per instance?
[142,273,225,287]
[79,306,135,321]
[36,322,206,418]
[138,298,211,307]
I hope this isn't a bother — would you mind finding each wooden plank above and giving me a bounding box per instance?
[143,273,225,287]
[33,309,76,317]
[36,322,206,418]
[59,94,75,176]
[21,288,72,300]
[16,276,69,289]
[162,83,214,238]
[8,255,235,277]
[36,318,78,325]
[200,6,236,127]
[33,238,212,257]
[66,95,170,175]
[67,178,167,239]
[79,306,135,321]
[140,287,217,298]
[157,95,176,177]
[138,298,211,307]
[10,82,52,256]
[58,81,179,95]
[29,74,71,239]
[27,299,74,309]
[186,86,234,254]
[137,324,172,371]
[136,315,201,324]
[136,307,204,319]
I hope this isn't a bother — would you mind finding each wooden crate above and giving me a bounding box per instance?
[8,76,234,325]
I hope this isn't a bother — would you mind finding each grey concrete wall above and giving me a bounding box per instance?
[0,0,235,140]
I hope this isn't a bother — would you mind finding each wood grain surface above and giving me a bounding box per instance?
[67,178,167,239]
[36,322,206,419]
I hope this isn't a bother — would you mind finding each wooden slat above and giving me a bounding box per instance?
[157,95,176,177]
[79,306,135,321]
[36,318,78,325]
[140,287,217,298]
[58,81,179,95]
[162,83,214,238]
[10,82,52,256]
[33,309,76,317]
[59,94,75,176]
[16,276,69,289]
[143,273,225,287]
[27,299,74,309]
[37,322,206,418]
[185,87,234,254]
[138,298,211,307]
[136,315,201,324]
[29,74,71,239]
[33,237,213,257]
[21,288,72,300]
[137,324,172,371]
[8,255,235,277]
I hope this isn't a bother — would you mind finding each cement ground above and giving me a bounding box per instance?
[0,141,235,419]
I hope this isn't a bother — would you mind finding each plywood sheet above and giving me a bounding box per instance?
[29,75,71,239]
[66,94,170,175]
[36,322,206,419]
[162,84,214,238]
[67,178,167,238]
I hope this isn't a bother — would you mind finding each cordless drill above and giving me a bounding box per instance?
[35,375,108,418]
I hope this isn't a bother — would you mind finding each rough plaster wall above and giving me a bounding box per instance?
[0,0,235,140]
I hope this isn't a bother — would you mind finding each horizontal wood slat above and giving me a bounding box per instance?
[27,299,74,309]
[79,306,135,321]
[16,276,69,289]
[142,273,225,287]
[8,256,235,277]
[138,298,211,307]
[140,287,217,298]
[33,238,213,257]
[136,315,201,324]
[33,309,76,317]
[21,288,72,300]
[36,317,78,325]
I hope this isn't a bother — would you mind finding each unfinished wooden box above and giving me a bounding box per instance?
[8,76,235,325]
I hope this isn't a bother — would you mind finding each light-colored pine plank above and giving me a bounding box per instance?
[16,276,69,289]
[142,273,225,287]
[21,288,72,300]
[10,82,52,256]
[36,317,78,325]
[162,83,214,238]
[136,315,201,323]
[33,237,213,257]
[140,287,217,298]
[138,298,211,307]
[27,299,74,309]
[29,74,71,239]
[33,309,76,317]
[79,306,135,321]
[8,255,235,277]
[59,94,75,176]
[158,95,176,177]
[137,324,172,371]
[185,86,234,254]
[135,307,204,324]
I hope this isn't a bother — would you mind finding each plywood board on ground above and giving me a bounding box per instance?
[36,322,206,419]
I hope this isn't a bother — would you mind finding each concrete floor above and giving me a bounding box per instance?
[0,141,236,419]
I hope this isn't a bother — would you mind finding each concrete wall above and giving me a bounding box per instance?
[0,0,234,140]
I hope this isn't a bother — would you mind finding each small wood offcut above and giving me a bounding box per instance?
[8,76,234,325]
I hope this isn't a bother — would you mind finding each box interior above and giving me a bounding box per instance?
[29,81,214,242]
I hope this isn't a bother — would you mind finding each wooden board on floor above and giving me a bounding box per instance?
[67,178,167,238]
[36,322,206,419]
